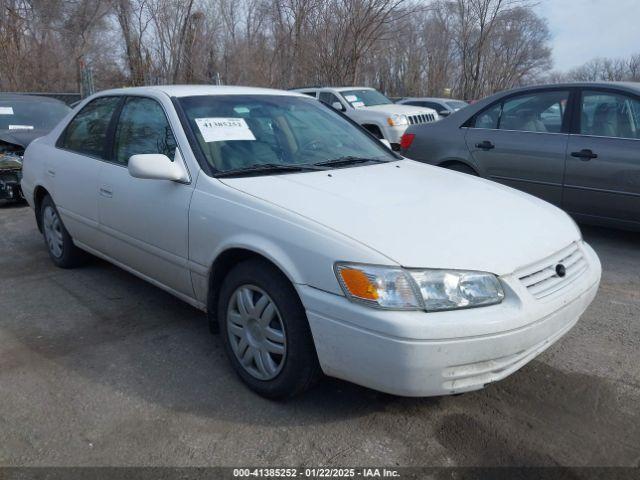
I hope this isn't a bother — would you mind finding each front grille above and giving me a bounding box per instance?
[517,242,587,299]
[408,113,436,125]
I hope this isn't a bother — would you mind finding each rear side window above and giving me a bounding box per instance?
[113,97,177,165]
[580,91,640,139]
[59,97,121,158]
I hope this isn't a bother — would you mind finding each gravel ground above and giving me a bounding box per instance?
[0,203,638,467]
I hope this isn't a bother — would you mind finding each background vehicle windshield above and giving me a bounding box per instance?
[445,100,468,110]
[0,98,70,131]
[340,89,393,108]
[179,95,396,172]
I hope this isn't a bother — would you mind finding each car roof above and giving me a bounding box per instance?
[401,97,459,103]
[95,85,308,98]
[512,81,638,92]
[0,93,69,105]
[291,86,375,93]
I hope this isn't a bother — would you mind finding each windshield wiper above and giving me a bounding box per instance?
[313,156,388,168]
[215,163,325,178]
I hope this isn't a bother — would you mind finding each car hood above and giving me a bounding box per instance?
[358,104,438,116]
[0,129,48,149]
[220,160,580,275]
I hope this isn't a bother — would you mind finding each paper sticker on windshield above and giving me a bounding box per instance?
[344,95,358,102]
[352,101,365,108]
[9,125,34,130]
[195,117,256,142]
[0,107,14,115]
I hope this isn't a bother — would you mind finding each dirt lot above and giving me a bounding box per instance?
[1,203,639,467]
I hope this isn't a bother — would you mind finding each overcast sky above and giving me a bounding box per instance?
[534,0,640,71]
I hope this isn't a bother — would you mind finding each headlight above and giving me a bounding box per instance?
[408,270,504,311]
[387,114,408,126]
[335,263,504,311]
[335,263,421,310]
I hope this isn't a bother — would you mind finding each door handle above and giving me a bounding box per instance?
[46,169,56,177]
[99,186,113,198]
[475,140,495,150]
[570,149,598,161]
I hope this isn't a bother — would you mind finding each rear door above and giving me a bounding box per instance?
[464,89,572,206]
[563,88,640,228]
[52,96,121,249]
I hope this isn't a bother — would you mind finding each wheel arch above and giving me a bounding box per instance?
[438,159,480,175]
[33,185,51,232]
[361,123,384,138]
[206,246,300,332]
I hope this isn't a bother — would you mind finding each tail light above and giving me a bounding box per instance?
[399,133,415,150]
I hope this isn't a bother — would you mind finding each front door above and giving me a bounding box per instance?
[464,89,572,207]
[98,96,195,296]
[563,89,640,229]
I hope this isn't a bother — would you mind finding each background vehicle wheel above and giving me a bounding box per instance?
[40,195,86,268]
[218,258,321,399]
[443,162,478,176]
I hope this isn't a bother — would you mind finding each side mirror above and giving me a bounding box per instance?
[379,138,392,149]
[128,153,187,182]
[439,110,451,117]
[332,101,345,112]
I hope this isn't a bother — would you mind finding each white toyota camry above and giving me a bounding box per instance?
[21,86,601,398]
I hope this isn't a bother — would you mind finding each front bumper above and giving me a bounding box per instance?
[300,242,601,396]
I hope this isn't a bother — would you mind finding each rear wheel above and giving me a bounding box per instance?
[40,195,86,268]
[218,258,321,399]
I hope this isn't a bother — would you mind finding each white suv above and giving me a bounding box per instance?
[21,85,600,399]
[293,86,438,149]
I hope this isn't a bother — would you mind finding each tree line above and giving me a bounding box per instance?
[1,0,639,100]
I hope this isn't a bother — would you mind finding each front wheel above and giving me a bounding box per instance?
[218,258,321,399]
[40,195,86,268]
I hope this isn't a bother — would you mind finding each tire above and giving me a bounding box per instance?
[40,194,86,268]
[218,258,321,399]
[444,162,478,176]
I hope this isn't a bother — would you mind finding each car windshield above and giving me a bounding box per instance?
[178,95,396,174]
[445,100,468,110]
[340,89,393,108]
[0,98,70,131]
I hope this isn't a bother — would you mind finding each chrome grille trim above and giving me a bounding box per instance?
[517,242,587,299]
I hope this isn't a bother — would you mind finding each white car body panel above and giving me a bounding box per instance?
[220,159,580,276]
[21,85,601,397]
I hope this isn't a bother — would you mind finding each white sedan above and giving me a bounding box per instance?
[21,86,601,398]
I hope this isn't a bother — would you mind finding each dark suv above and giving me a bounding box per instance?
[400,82,640,231]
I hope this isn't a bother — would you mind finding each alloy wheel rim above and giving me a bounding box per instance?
[226,285,287,380]
[43,206,64,258]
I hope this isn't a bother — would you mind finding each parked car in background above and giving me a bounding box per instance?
[401,82,640,231]
[292,86,438,149]
[22,85,600,399]
[0,94,71,202]
[397,97,469,117]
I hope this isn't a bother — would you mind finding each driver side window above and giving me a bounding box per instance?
[113,97,177,166]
